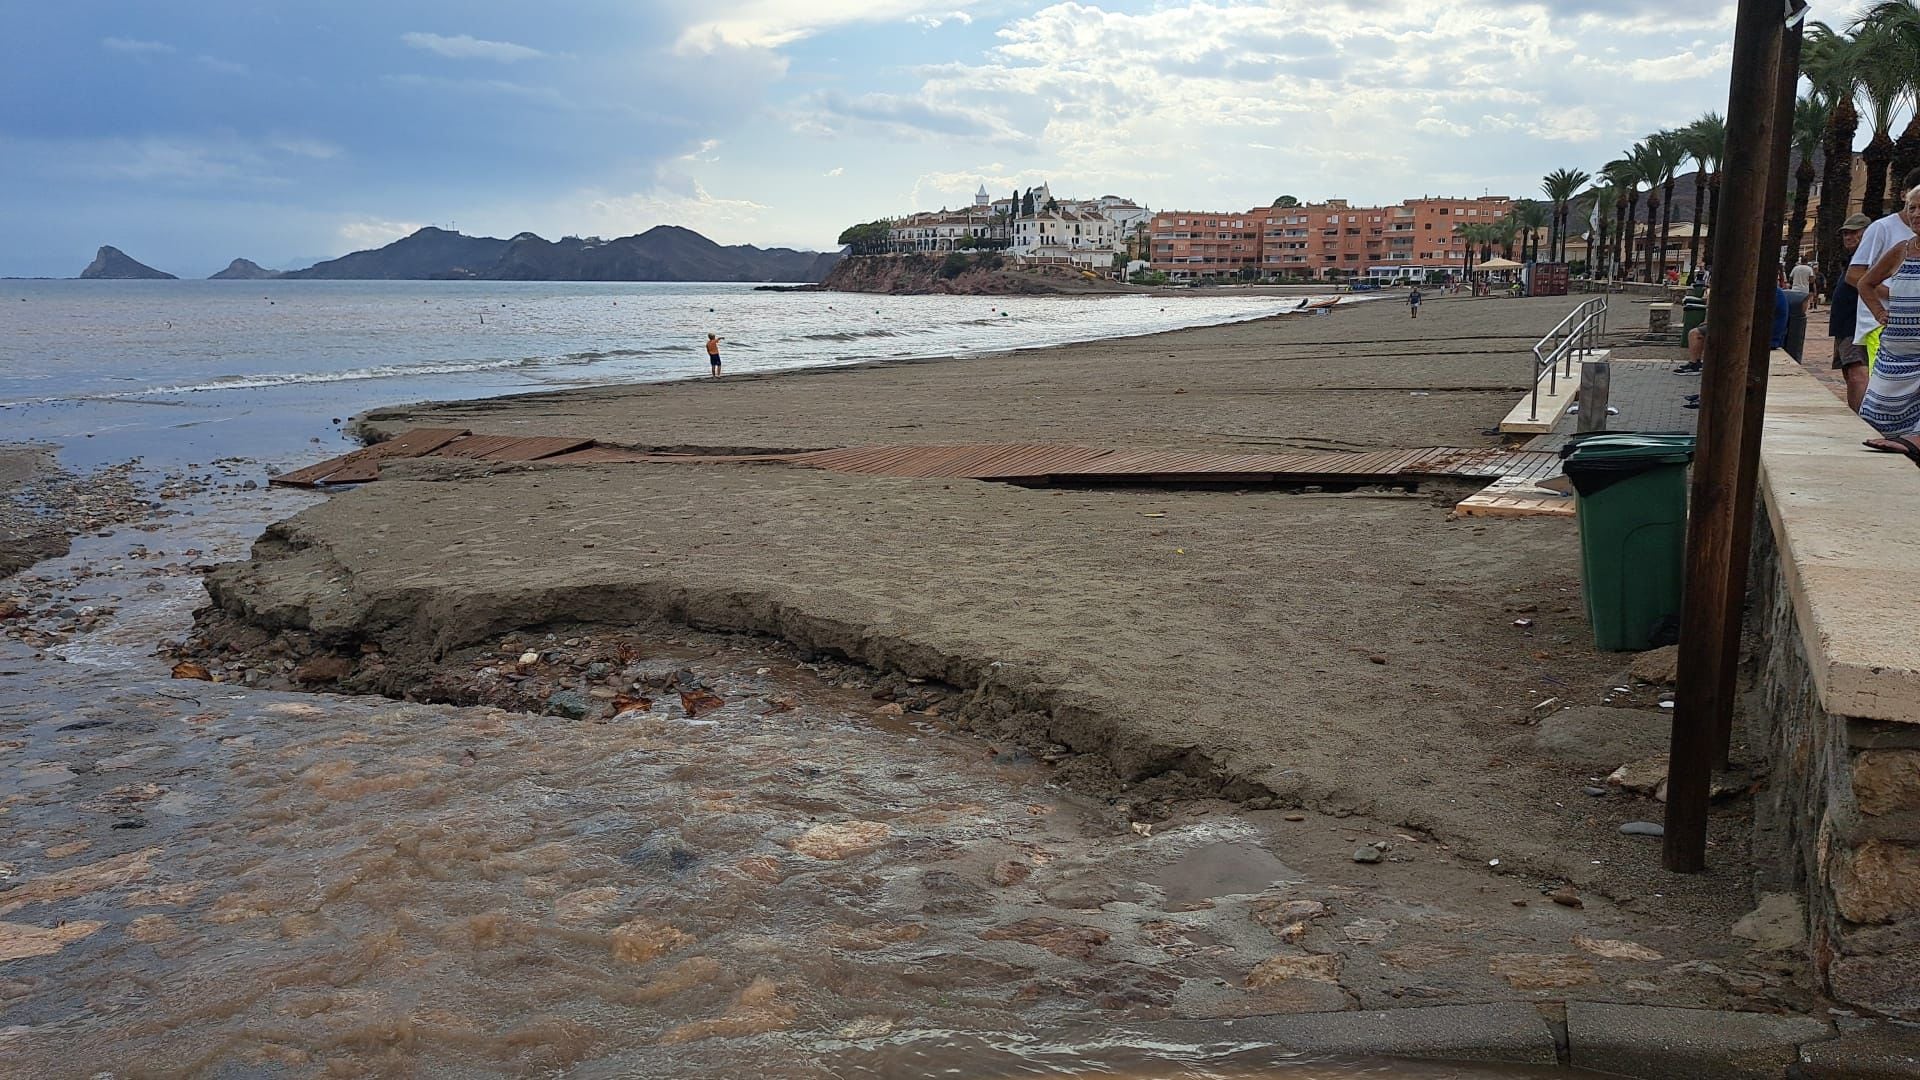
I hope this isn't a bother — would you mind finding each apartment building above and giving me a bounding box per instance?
[1146,211,1262,276]
[1152,195,1514,280]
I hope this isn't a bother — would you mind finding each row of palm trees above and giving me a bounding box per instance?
[1529,0,1920,287]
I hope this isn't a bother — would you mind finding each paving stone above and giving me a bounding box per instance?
[1102,1003,1560,1065]
[1567,1002,1832,1079]
[1797,1019,1920,1078]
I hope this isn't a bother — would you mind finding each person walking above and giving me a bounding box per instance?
[1789,256,1818,311]
[1847,169,1920,369]
[1829,213,1873,412]
[1857,187,1920,459]
[706,333,723,377]
[1407,286,1422,319]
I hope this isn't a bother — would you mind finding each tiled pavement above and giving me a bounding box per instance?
[1525,357,1702,453]
[1524,335,1855,454]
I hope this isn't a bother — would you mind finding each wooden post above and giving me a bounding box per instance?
[1713,8,1804,766]
[1576,360,1612,433]
[1663,0,1797,874]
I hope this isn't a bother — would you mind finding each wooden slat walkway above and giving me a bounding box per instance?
[273,429,1574,516]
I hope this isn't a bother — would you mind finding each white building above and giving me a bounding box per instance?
[879,182,1148,268]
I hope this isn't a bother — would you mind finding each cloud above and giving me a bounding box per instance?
[401,32,546,62]
[572,176,769,236]
[1622,44,1734,83]
[101,37,174,55]
[380,73,574,108]
[680,139,721,162]
[677,1,986,51]
[339,218,425,250]
[801,90,1029,144]
[824,166,845,177]
[910,10,974,28]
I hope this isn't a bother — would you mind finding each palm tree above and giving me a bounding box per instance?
[1677,114,1725,276]
[1625,141,1666,281]
[1787,96,1829,268]
[1863,2,1920,192]
[1603,157,1642,280]
[1852,22,1908,218]
[1644,132,1688,282]
[1803,21,1863,286]
[1512,200,1552,262]
[1454,222,1481,283]
[1541,168,1592,263]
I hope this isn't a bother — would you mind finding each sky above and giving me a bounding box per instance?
[0,0,1864,277]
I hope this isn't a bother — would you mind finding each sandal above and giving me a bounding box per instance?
[1862,434,1920,463]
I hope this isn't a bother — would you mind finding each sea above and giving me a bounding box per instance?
[1,280,1320,470]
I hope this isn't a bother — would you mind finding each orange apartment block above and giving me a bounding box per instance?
[1151,195,1513,280]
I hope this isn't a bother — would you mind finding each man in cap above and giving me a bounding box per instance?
[1831,212,1874,411]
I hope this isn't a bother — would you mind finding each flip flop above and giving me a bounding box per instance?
[1862,434,1920,463]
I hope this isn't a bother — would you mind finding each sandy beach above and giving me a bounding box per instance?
[209,294,1754,902]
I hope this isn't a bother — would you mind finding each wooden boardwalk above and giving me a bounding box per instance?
[274,429,1574,516]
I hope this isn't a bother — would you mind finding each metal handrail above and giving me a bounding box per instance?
[1529,297,1609,421]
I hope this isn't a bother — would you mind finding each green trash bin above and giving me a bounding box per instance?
[1680,294,1708,343]
[1559,434,1696,651]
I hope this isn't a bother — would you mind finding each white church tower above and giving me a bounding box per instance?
[975,185,991,208]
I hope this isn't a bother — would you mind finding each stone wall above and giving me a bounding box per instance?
[1749,515,1920,1019]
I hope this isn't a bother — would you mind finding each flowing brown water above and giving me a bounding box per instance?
[2,478,1628,1077]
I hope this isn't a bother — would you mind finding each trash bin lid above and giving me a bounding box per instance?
[1561,433,1694,469]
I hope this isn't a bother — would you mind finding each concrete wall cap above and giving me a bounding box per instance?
[1760,355,1920,725]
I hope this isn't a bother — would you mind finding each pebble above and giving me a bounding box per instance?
[1584,786,1609,797]
[1549,886,1584,908]
[1352,846,1383,864]
[1283,813,1307,822]
[1620,821,1664,837]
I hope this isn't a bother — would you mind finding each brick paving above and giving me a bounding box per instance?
[1526,357,1701,452]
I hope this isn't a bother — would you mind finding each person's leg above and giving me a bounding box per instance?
[1836,339,1870,412]
[1845,362,1869,411]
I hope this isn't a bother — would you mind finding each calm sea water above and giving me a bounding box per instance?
[1,280,1314,470]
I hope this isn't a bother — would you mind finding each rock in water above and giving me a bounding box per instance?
[78,246,176,280]
[208,258,281,280]
[544,690,591,720]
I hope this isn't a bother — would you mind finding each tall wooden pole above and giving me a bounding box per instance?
[1713,9,1805,766]
[1664,0,1798,873]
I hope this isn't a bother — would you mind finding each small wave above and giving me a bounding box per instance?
[796,328,904,342]
[1,355,556,405]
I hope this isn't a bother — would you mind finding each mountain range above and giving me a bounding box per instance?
[74,227,843,283]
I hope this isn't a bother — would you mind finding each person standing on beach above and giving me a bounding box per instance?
[1407,286,1422,319]
[706,333,722,377]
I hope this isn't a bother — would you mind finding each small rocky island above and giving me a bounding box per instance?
[209,258,281,280]
[77,246,176,280]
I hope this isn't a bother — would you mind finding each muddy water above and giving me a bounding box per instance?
[0,480,1596,1077]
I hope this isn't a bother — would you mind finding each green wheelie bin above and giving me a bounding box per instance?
[1559,434,1696,651]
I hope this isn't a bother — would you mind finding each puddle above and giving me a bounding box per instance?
[1156,842,1300,905]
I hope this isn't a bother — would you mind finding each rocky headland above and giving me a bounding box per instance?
[208,258,282,281]
[814,252,1140,295]
[76,246,175,280]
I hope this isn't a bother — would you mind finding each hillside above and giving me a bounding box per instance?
[209,258,282,280]
[816,253,1135,295]
[283,225,840,282]
[77,246,175,280]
